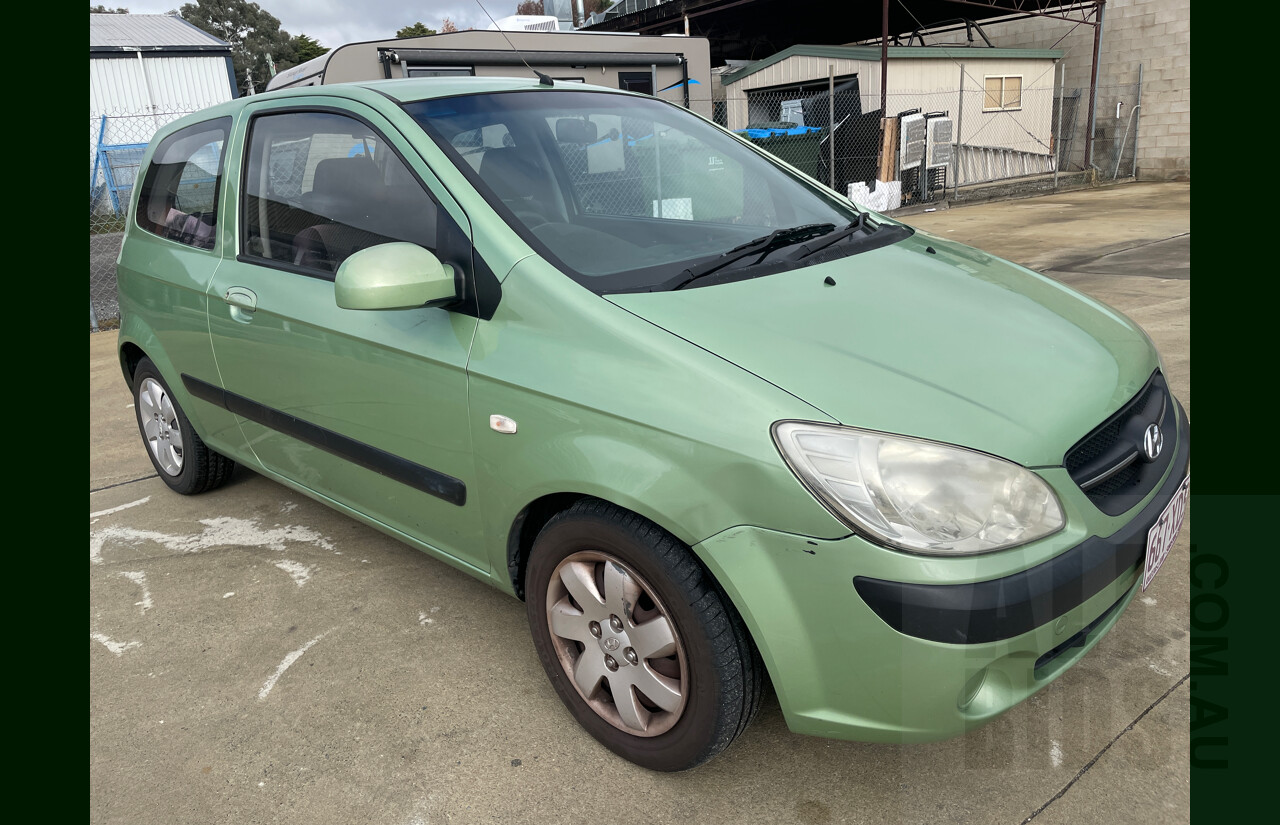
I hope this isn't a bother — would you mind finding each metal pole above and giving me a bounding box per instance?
[1053,61,1065,189]
[1085,1,1106,170]
[880,0,889,116]
[90,299,99,333]
[953,64,965,198]
[681,57,690,109]
[1131,63,1143,179]
[828,64,835,189]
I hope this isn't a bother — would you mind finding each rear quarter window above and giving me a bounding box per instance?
[134,117,231,250]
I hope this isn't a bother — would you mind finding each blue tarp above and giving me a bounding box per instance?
[735,125,824,139]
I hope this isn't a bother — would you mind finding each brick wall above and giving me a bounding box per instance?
[973,0,1189,181]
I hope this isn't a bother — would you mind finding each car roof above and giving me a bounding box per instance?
[149,76,641,143]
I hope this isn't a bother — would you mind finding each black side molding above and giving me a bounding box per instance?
[854,402,1189,645]
[182,374,466,507]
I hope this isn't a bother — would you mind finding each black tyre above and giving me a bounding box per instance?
[132,357,235,495]
[525,499,763,771]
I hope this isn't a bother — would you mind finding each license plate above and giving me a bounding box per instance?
[1142,474,1190,591]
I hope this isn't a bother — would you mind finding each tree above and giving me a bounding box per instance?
[179,0,296,95]
[395,22,436,38]
[516,1,543,14]
[584,0,612,16]
[440,18,458,33]
[90,5,130,12]
[291,33,327,63]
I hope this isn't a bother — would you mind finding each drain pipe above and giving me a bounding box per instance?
[1112,101,1140,180]
[1131,63,1143,179]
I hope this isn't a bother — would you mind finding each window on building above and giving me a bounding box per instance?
[134,118,231,250]
[618,72,653,95]
[983,76,1022,111]
[406,66,474,78]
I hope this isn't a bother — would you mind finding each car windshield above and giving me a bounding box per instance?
[404,90,867,293]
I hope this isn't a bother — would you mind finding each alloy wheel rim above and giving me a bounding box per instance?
[138,377,184,476]
[545,550,689,737]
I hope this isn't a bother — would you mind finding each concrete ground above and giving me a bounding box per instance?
[90,182,1190,825]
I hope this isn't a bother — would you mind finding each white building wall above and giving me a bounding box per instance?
[91,54,234,142]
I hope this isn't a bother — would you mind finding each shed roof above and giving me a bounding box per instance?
[722,43,1062,85]
[90,13,231,52]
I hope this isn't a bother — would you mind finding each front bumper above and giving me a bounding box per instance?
[693,403,1189,743]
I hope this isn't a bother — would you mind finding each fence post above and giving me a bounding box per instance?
[90,299,99,333]
[1054,61,1065,190]
[828,64,835,190]
[953,64,965,199]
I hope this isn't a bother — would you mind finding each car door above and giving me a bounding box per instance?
[203,98,488,573]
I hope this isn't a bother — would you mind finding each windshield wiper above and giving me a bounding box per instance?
[672,223,836,290]
[783,213,871,262]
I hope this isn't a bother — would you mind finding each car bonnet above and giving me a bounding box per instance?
[605,232,1159,468]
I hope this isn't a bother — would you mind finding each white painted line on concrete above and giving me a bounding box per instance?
[92,632,141,656]
[1050,740,1064,768]
[90,496,150,519]
[120,571,153,612]
[258,631,329,700]
[274,560,314,587]
[91,516,335,565]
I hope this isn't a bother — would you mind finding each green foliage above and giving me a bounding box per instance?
[515,1,543,14]
[395,22,436,39]
[291,33,327,63]
[90,5,130,12]
[179,0,296,94]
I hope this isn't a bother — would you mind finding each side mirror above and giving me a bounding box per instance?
[334,243,459,311]
[556,118,598,145]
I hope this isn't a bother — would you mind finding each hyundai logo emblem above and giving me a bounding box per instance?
[1142,423,1164,462]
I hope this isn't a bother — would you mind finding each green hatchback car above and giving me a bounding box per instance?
[117,77,1189,771]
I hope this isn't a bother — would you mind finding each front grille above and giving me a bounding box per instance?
[1064,371,1175,516]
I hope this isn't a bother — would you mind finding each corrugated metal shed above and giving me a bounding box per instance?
[90,13,236,119]
[90,13,237,213]
[90,13,229,50]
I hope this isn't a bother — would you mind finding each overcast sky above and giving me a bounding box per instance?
[116,1,525,54]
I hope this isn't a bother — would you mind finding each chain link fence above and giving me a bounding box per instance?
[702,78,1141,212]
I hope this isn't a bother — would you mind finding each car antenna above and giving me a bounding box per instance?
[472,0,555,86]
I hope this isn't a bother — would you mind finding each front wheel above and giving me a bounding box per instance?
[525,499,762,771]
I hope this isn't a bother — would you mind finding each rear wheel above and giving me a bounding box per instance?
[132,357,234,495]
[525,499,762,771]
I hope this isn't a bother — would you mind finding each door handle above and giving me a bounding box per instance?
[223,287,257,323]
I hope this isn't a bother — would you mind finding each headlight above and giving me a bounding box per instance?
[772,421,1064,556]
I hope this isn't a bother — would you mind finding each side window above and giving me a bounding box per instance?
[135,118,230,250]
[242,111,439,276]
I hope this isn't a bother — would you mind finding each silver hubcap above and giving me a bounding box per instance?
[546,551,688,737]
[138,377,184,476]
